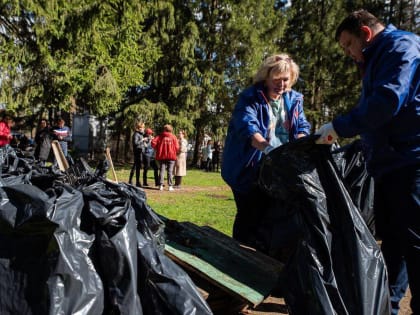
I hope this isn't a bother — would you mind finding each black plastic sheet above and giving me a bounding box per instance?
[258,136,390,315]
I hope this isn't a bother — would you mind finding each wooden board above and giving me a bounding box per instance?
[51,140,69,171]
[163,220,284,307]
[105,147,118,183]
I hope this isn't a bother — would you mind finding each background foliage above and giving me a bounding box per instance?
[0,0,418,161]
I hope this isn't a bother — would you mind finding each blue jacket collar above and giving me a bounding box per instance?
[363,24,396,62]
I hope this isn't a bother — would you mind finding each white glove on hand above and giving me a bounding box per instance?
[315,122,338,144]
[263,145,275,155]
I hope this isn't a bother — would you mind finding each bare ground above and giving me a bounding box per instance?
[242,290,412,315]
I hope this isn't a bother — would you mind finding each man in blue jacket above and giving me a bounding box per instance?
[222,53,311,247]
[316,10,419,314]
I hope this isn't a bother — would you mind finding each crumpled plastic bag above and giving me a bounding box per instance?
[258,136,390,315]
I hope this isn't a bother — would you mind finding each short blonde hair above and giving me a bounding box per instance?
[253,53,299,89]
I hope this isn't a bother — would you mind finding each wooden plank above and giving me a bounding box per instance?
[195,286,210,300]
[105,147,118,183]
[51,140,69,171]
[163,220,284,307]
[187,271,249,314]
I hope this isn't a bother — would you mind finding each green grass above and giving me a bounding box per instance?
[114,166,236,236]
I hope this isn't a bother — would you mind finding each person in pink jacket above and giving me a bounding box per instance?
[151,124,179,191]
[0,115,15,147]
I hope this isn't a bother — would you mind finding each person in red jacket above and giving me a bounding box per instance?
[0,115,15,147]
[151,124,179,191]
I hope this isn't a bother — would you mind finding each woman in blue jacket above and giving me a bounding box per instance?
[222,53,311,246]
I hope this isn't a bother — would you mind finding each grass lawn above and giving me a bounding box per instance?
[113,165,236,236]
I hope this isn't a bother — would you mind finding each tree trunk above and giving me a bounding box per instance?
[193,120,204,167]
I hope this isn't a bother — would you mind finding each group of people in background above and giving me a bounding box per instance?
[34,117,72,165]
[129,122,188,192]
[200,139,222,172]
[128,122,225,190]
[128,121,149,187]
[0,115,71,167]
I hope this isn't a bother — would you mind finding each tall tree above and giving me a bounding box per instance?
[2,0,416,161]
[0,1,160,118]
[277,0,361,131]
[278,0,414,134]
[385,0,419,32]
[137,0,288,163]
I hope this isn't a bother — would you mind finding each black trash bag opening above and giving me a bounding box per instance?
[258,136,390,315]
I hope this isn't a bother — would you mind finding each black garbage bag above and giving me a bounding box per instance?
[0,154,212,315]
[0,146,34,175]
[80,180,143,315]
[136,230,213,315]
[332,140,375,236]
[253,197,302,262]
[258,136,390,315]
[124,183,166,250]
[79,179,212,315]
[0,182,104,315]
[126,182,212,315]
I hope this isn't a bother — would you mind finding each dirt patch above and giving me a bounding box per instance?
[400,289,413,315]
[241,296,288,315]
[142,185,230,202]
[143,185,226,193]
[243,290,412,315]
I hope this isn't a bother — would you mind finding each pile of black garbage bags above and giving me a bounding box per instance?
[0,136,391,315]
[0,146,212,315]
[257,136,390,315]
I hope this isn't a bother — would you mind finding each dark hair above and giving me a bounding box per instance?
[335,10,383,41]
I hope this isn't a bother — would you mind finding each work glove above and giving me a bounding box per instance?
[263,145,275,155]
[315,122,338,144]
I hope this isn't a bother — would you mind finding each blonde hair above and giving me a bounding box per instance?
[135,122,145,130]
[253,53,299,89]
